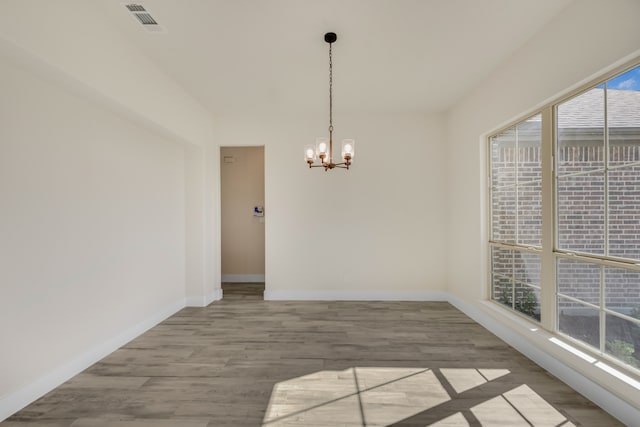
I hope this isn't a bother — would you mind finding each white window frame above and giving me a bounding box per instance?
[553,70,640,368]
[488,113,545,323]
[487,57,640,376]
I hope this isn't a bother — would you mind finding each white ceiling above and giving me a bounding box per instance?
[98,0,573,115]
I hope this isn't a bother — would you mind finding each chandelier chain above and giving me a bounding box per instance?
[329,42,333,133]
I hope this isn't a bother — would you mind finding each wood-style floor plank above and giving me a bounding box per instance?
[5,283,621,426]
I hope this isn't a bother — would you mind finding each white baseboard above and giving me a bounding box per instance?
[185,288,222,307]
[0,298,185,422]
[208,288,223,304]
[264,290,449,301]
[447,294,640,426]
[221,274,265,283]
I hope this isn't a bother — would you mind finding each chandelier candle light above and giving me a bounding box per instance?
[305,32,355,170]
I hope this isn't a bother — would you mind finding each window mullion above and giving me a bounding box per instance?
[511,248,516,311]
[541,106,556,331]
[515,125,519,244]
[604,82,610,258]
[602,83,608,355]
[600,265,606,354]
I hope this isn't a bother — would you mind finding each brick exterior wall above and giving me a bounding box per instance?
[491,136,640,314]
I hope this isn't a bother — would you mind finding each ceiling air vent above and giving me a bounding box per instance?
[124,3,165,33]
[134,13,158,25]
[125,4,145,12]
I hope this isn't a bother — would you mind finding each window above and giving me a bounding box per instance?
[488,62,640,371]
[555,65,640,368]
[489,115,542,322]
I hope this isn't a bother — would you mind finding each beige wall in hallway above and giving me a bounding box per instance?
[221,146,265,276]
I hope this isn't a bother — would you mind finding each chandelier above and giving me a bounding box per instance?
[305,32,355,170]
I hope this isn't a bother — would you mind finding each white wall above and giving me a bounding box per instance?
[0,1,219,309]
[445,0,640,415]
[214,112,448,298]
[0,2,220,416]
[0,49,187,408]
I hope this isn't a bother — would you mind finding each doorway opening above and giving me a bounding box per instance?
[220,146,265,300]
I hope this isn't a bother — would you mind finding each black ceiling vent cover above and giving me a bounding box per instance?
[124,3,165,33]
[125,4,145,12]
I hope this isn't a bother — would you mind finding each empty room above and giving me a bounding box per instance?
[1,0,640,426]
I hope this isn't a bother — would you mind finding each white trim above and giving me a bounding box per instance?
[264,290,449,301]
[208,288,223,304]
[222,274,265,283]
[447,294,640,425]
[0,298,186,422]
[185,288,222,307]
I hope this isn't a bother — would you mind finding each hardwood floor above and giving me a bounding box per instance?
[4,283,620,426]
[221,282,265,301]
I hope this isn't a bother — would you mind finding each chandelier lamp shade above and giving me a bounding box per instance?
[305,32,355,171]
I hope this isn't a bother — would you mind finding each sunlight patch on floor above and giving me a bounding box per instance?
[262,366,573,426]
[358,368,449,426]
[503,384,572,426]
[472,394,532,426]
[429,412,471,426]
[439,368,508,394]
